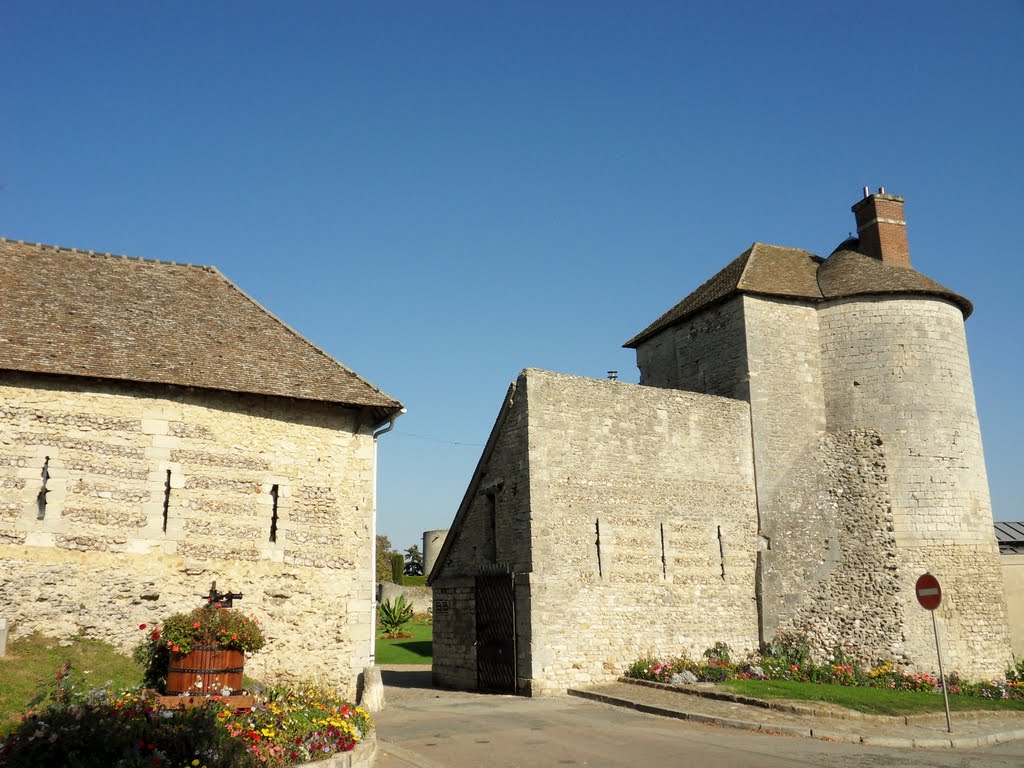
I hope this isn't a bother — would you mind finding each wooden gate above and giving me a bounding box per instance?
[475,572,516,693]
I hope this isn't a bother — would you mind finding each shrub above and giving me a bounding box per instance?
[1007,657,1024,683]
[390,552,405,585]
[703,642,731,665]
[760,629,812,668]
[378,596,414,635]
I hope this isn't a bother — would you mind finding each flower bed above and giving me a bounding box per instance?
[0,679,372,768]
[625,635,1024,701]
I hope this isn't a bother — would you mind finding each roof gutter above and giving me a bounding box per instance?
[372,407,405,439]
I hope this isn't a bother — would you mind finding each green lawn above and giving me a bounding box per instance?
[0,634,143,733]
[720,679,1024,716]
[375,621,432,665]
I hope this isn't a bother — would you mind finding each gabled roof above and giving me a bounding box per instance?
[624,240,971,348]
[624,243,821,347]
[0,238,401,414]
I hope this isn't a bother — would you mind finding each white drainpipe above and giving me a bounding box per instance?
[369,408,404,665]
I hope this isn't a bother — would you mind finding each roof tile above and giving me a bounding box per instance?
[0,238,401,411]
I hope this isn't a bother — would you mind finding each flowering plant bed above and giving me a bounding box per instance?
[625,635,1024,708]
[0,678,372,768]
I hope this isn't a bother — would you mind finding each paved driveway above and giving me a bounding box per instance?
[372,668,1024,768]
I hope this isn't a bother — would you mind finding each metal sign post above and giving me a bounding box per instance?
[915,572,951,734]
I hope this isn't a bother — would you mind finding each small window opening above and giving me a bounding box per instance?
[660,523,667,578]
[487,493,497,561]
[717,525,726,580]
[162,470,171,533]
[595,519,603,578]
[269,484,280,543]
[36,457,50,520]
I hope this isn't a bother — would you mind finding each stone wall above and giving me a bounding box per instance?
[818,297,1011,677]
[775,429,905,661]
[635,297,748,399]
[524,370,759,695]
[430,581,476,690]
[1002,554,1024,660]
[0,372,376,697]
[377,582,431,613]
[740,296,829,639]
[430,381,534,690]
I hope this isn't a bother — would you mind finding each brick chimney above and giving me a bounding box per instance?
[851,187,910,267]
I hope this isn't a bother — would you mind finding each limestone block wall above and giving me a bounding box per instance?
[635,297,748,399]
[524,370,759,695]
[430,381,533,690]
[0,372,377,697]
[377,582,431,613]
[740,296,829,639]
[818,297,1011,677]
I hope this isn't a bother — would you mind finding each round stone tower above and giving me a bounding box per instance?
[815,192,1011,678]
[423,528,449,577]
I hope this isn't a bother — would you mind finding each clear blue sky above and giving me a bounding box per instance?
[2,2,1022,550]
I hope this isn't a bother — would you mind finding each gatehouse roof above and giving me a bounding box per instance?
[624,240,971,348]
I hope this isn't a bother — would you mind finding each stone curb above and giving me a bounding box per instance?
[617,677,1024,725]
[296,733,377,767]
[568,689,1024,750]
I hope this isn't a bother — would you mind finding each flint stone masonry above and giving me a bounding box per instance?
[0,372,378,698]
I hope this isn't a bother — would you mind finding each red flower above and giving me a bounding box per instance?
[172,645,180,652]
[151,631,160,641]
[139,623,147,630]
[193,621,201,628]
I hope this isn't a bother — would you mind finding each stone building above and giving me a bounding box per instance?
[430,191,1012,695]
[995,522,1024,659]
[0,238,402,697]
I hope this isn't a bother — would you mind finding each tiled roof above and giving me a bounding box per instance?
[817,250,972,317]
[624,241,971,348]
[995,521,1024,555]
[0,238,401,412]
[624,243,821,347]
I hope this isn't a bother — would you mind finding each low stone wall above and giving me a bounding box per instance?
[377,582,431,614]
[300,733,376,768]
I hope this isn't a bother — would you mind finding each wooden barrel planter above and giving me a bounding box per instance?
[166,647,245,695]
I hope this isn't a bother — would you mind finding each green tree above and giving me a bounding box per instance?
[404,544,424,576]
[391,552,405,585]
[376,535,393,582]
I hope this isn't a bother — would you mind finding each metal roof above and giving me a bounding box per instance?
[995,521,1024,554]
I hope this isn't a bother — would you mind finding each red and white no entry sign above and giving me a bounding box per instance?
[916,573,942,611]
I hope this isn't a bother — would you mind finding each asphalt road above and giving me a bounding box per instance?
[372,669,1024,768]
